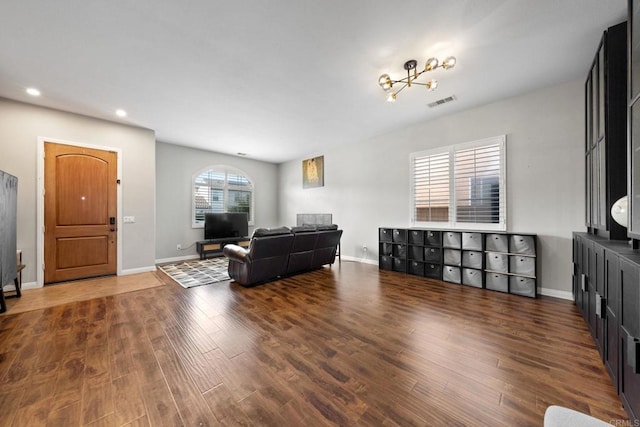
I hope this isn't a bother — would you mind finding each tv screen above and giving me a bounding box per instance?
[204,212,249,240]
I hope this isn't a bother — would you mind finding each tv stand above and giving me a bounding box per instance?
[196,237,251,259]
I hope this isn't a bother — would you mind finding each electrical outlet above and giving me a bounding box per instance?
[177,244,182,250]
[363,244,368,252]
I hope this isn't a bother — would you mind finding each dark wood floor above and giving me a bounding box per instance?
[0,261,629,426]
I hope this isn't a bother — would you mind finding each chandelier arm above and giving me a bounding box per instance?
[394,83,409,95]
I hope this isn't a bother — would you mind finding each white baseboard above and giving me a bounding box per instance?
[538,287,573,301]
[5,281,40,290]
[155,255,200,265]
[340,255,378,265]
[120,266,157,275]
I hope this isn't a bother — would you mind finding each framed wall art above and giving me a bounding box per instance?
[302,155,324,188]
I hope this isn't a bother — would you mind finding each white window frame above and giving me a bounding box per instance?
[192,165,255,228]
[410,135,507,231]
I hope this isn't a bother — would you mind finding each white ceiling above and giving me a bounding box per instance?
[0,0,627,163]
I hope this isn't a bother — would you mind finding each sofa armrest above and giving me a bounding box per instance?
[223,244,250,263]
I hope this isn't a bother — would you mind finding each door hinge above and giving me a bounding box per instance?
[42,225,45,233]
[42,263,45,271]
[117,179,121,185]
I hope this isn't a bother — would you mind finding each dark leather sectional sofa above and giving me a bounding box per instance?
[222,225,342,287]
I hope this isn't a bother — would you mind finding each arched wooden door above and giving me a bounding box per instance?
[44,142,117,284]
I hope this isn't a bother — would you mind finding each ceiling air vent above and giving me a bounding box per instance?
[428,95,456,108]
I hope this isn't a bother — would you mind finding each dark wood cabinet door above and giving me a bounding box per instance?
[619,256,640,420]
[605,250,619,390]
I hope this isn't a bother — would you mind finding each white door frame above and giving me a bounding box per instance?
[36,137,123,287]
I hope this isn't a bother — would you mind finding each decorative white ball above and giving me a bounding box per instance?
[611,196,628,228]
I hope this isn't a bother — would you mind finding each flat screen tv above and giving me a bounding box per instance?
[204,212,249,240]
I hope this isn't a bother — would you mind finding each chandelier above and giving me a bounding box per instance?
[378,56,456,102]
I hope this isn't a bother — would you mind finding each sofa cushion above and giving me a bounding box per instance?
[317,224,338,231]
[252,226,292,237]
[291,225,317,233]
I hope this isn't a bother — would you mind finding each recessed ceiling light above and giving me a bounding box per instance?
[26,88,41,97]
[115,109,127,117]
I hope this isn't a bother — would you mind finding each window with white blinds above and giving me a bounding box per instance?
[411,136,506,230]
[192,166,254,227]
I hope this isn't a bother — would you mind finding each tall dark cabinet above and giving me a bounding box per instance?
[629,1,640,239]
[573,12,640,423]
[585,21,627,240]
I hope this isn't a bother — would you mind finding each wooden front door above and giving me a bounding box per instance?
[44,142,117,284]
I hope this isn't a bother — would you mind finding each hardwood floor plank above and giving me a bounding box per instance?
[202,383,254,426]
[46,400,81,427]
[138,378,182,427]
[150,330,220,426]
[81,373,114,425]
[112,373,146,426]
[0,388,24,427]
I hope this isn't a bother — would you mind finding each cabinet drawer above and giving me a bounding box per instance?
[424,247,442,263]
[425,230,442,246]
[409,245,424,261]
[379,228,392,242]
[462,268,483,288]
[444,249,461,266]
[424,263,442,279]
[379,256,393,270]
[462,250,483,269]
[509,256,536,277]
[443,266,461,284]
[408,260,424,276]
[509,276,536,297]
[393,258,406,273]
[486,252,508,273]
[408,230,424,245]
[462,232,483,251]
[392,229,407,243]
[485,233,508,253]
[486,273,509,292]
[443,231,461,248]
[379,242,393,256]
[509,235,535,255]
[393,244,406,258]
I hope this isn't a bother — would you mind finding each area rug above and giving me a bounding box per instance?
[159,257,231,288]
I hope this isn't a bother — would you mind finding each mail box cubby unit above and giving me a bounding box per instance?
[484,232,538,298]
[379,228,410,273]
[378,228,537,297]
[389,228,445,280]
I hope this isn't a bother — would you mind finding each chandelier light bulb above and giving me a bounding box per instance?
[442,56,457,69]
[425,58,439,71]
[426,80,438,91]
[378,74,392,91]
[386,92,397,103]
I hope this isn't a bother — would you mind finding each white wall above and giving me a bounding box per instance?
[155,142,279,262]
[278,79,585,297]
[0,97,156,286]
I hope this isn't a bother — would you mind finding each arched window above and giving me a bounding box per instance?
[192,165,254,227]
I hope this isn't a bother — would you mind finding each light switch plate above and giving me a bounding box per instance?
[123,216,135,223]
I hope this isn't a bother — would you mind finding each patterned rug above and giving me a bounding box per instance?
[159,257,231,288]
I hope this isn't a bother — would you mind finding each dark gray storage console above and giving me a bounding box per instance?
[379,228,538,298]
[572,232,640,421]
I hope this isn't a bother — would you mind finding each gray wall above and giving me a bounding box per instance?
[0,97,156,286]
[155,142,279,261]
[278,79,585,298]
